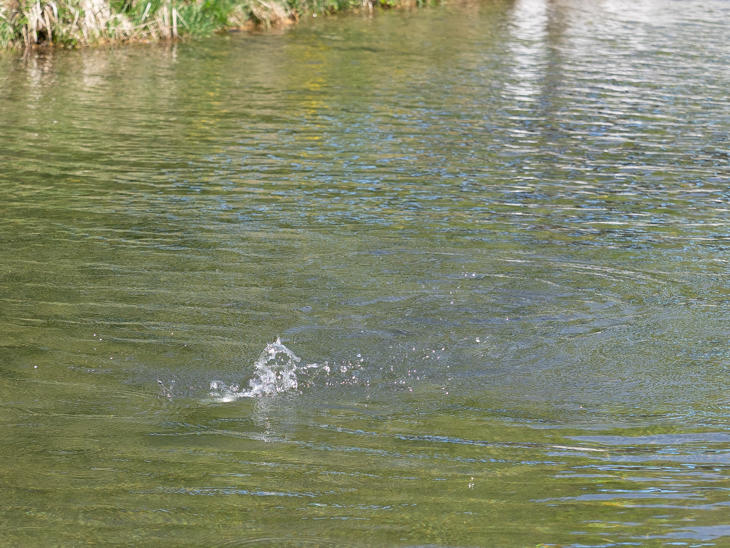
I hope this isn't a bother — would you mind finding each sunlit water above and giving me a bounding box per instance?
[1,0,728,545]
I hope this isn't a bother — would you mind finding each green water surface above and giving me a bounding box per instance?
[1,0,728,545]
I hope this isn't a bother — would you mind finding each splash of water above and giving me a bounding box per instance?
[206,338,452,403]
[210,338,326,402]
[247,337,301,396]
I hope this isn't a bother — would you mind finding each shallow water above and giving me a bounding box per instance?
[1,0,728,545]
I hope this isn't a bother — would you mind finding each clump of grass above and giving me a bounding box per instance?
[0,0,435,48]
[0,0,132,47]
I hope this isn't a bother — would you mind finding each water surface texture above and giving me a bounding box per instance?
[1,0,729,545]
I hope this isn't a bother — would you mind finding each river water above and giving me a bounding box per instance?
[1,0,728,545]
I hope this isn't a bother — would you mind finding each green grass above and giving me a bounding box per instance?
[0,0,434,48]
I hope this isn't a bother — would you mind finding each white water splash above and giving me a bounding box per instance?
[210,338,328,402]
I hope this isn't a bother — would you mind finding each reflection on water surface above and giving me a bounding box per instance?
[1,0,728,545]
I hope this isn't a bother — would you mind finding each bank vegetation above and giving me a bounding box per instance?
[0,0,431,48]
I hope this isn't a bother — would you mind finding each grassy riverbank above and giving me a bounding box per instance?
[0,0,429,48]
